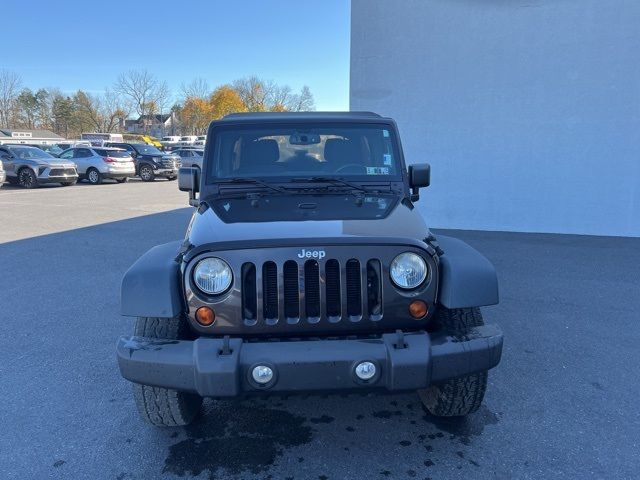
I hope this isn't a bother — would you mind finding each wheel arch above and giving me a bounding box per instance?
[121,241,185,317]
[436,235,499,309]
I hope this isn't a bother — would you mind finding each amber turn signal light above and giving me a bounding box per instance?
[409,300,428,319]
[195,306,216,326]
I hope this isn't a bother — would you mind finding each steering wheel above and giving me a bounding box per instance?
[335,163,365,174]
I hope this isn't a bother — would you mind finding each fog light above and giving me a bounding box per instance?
[409,300,428,319]
[355,361,376,380]
[252,365,274,384]
[195,306,215,326]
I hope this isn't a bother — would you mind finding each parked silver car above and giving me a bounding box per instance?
[58,147,135,184]
[172,148,204,170]
[0,144,78,188]
[0,158,5,188]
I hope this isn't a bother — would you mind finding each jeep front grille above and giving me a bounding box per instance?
[240,257,382,325]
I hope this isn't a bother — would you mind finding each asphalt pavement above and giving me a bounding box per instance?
[1,180,639,479]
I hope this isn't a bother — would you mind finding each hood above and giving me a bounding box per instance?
[187,193,430,246]
[41,160,76,168]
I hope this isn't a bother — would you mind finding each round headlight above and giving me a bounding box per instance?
[193,257,233,294]
[390,252,428,289]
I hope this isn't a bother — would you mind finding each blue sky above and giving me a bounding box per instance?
[2,0,351,110]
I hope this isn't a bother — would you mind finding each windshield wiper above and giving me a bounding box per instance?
[290,176,368,193]
[217,177,287,194]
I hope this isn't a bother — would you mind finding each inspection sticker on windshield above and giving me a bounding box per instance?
[366,166,390,175]
[383,154,392,166]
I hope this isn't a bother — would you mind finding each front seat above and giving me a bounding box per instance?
[240,139,280,174]
[324,138,365,174]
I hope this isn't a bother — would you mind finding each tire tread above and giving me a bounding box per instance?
[132,316,202,427]
[419,307,489,417]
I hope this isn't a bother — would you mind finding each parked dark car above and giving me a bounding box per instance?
[116,112,503,427]
[0,144,78,188]
[105,142,181,181]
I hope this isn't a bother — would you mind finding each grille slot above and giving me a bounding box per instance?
[304,260,321,321]
[283,261,299,320]
[325,259,341,319]
[346,259,362,319]
[241,263,257,324]
[262,262,278,321]
[367,259,383,320]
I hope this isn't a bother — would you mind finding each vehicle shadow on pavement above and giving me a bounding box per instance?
[159,394,500,480]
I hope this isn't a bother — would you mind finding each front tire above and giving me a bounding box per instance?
[18,168,38,189]
[87,168,102,185]
[418,307,488,417]
[139,164,155,182]
[132,316,202,427]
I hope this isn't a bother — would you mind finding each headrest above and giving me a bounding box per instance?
[244,139,279,166]
[324,138,361,164]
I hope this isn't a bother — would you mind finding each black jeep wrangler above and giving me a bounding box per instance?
[117,112,503,426]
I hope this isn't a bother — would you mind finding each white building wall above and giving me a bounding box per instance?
[350,0,640,236]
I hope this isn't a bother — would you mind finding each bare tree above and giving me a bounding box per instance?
[114,70,170,133]
[0,69,22,128]
[180,78,210,100]
[232,76,276,112]
[101,88,129,132]
[232,76,315,112]
[289,85,315,111]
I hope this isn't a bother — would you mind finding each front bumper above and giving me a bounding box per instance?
[116,325,503,396]
[153,168,178,177]
[38,174,78,184]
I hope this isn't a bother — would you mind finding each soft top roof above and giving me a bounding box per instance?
[216,111,390,124]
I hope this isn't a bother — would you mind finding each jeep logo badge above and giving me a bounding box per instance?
[297,248,326,259]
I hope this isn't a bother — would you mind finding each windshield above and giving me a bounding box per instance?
[42,145,63,155]
[134,145,163,155]
[209,123,400,181]
[9,146,54,159]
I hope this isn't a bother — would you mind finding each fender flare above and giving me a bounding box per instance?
[436,235,499,309]
[121,241,184,318]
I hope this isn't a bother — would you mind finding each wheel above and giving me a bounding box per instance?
[115,177,129,183]
[132,316,202,427]
[61,181,76,186]
[86,168,102,185]
[418,307,488,417]
[139,164,155,182]
[18,168,38,189]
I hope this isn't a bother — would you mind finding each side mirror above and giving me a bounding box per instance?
[179,166,200,206]
[408,163,430,202]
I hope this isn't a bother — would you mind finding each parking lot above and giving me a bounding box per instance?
[1,181,639,479]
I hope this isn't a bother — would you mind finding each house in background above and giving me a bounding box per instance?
[124,113,178,138]
[0,128,64,145]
